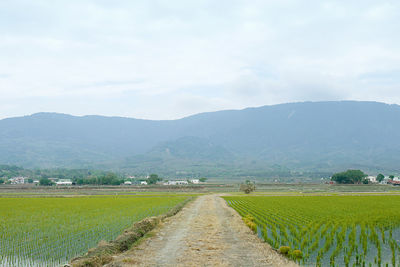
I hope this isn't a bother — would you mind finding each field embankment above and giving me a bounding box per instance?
[71,197,193,267]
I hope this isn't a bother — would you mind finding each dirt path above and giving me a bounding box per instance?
[107,195,297,267]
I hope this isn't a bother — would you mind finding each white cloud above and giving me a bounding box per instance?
[0,0,400,119]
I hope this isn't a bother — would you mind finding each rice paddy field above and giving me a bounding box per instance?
[224,195,400,267]
[0,195,190,267]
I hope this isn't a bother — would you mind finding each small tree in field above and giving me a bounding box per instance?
[148,174,162,184]
[39,178,53,186]
[240,180,256,194]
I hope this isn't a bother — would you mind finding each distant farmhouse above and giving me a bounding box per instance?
[55,179,72,186]
[163,180,189,185]
[366,176,377,183]
[9,177,27,184]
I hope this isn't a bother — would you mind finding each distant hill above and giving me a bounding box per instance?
[1,101,400,177]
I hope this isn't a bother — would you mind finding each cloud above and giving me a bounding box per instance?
[0,0,400,119]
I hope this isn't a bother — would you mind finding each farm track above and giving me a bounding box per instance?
[107,195,296,267]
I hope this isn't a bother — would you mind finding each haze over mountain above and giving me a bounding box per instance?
[1,101,400,177]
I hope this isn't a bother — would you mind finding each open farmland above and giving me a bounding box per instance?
[0,195,189,267]
[224,195,400,266]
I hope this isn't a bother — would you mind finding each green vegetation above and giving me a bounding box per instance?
[331,169,367,184]
[39,177,53,186]
[377,173,385,182]
[75,173,124,185]
[0,195,189,266]
[147,174,162,184]
[224,195,400,266]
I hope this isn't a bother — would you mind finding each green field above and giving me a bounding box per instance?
[224,195,400,266]
[0,195,189,267]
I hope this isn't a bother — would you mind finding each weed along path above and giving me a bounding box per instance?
[107,195,296,267]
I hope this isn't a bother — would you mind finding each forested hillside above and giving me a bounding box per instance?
[1,101,400,177]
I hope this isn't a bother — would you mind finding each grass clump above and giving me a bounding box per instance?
[243,214,257,232]
[291,249,303,259]
[279,246,291,255]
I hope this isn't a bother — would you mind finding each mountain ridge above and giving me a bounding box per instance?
[1,101,400,176]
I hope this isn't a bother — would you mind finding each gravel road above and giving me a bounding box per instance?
[107,195,297,267]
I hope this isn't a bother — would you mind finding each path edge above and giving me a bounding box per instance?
[69,196,195,267]
[218,195,299,267]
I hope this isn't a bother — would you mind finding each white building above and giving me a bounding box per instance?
[56,179,72,186]
[164,180,188,185]
[124,181,132,185]
[141,181,148,185]
[366,176,377,183]
[9,177,27,184]
[190,179,200,184]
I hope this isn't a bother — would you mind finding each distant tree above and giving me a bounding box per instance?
[27,178,33,184]
[240,180,256,194]
[331,170,368,184]
[111,179,123,185]
[389,175,395,179]
[377,174,385,183]
[39,178,53,186]
[148,174,162,185]
[0,178,4,184]
[199,177,207,182]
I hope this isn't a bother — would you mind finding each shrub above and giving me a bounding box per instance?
[292,249,303,259]
[240,180,256,194]
[243,214,257,232]
[279,246,291,254]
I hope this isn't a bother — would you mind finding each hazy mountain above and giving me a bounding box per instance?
[1,101,400,175]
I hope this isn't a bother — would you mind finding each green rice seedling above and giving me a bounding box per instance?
[223,195,400,266]
[0,195,189,267]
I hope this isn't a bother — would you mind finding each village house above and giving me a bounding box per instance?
[366,176,377,183]
[9,177,27,184]
[163,180,188,185]
[190,179,200,184]
[55,179,72,186]
[48,178,58,183]
[381,177,392,184]
[124,181,132,185]
[140,181,148,185]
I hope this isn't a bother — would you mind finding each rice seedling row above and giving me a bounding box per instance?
[0,196,189,267]
[223,195,400,266]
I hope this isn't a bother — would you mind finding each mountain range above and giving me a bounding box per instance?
[1,101,400,178]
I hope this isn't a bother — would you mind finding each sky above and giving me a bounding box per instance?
[1,0,400,120]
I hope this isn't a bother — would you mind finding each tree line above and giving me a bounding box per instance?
[331,170,396,184]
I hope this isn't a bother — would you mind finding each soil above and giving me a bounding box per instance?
[106,195,297,267]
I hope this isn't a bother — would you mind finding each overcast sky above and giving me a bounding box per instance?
[1,0,399,120]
